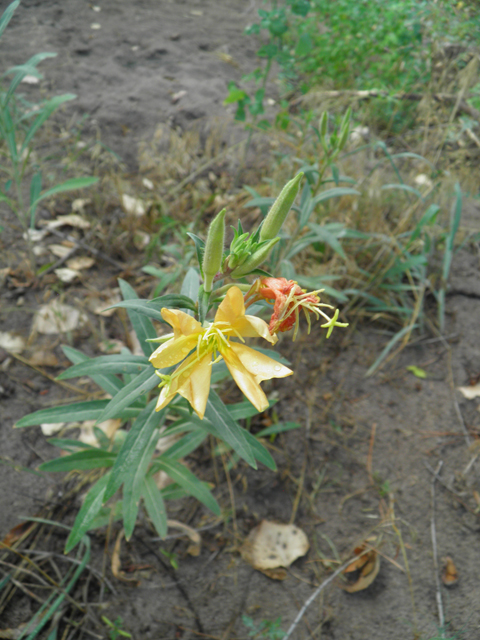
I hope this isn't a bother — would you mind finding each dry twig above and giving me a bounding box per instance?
[430,461,445,637]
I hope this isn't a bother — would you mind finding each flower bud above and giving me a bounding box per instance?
[319,111,328,138]
[230,237,280,278]
[202,208,226,292]
[259,173,303,242]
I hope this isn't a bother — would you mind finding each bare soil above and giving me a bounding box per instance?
[1,1,480,639]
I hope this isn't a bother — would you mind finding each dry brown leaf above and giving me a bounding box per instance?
[0,623,31,639]
[42,214,91,230]
[241,520,309,579]
[40,422,65,436]
[167,519,201,556]
[111,530,139,585]
[66,256,95,270]
[32,300,88,334]
[48,243,72,258]
[441,556,458,587]
[55,268,80,283]
[342,543,380,593]
[1,520,36,547]
[122,194,146,217]
[133,230,150,250]
[28,349,59,367]
[71,198,90,213]
[457,384,480,400]
[78,419,122,447]
[0,331,26,354]
[99,338,126,354]
[89,291,121,317]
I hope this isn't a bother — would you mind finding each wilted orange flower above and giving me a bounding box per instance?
[246,277,348,340]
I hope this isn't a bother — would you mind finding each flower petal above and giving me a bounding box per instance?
[229,342,292,383]
[155,351,211,418]
[220,345,269,413]
[149,334,199,368]
[214,286,245,325]
[161,308,203,337]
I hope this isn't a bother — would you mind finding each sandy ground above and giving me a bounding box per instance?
[1,1,480,639]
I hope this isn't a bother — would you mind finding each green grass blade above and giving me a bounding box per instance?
[103,298,165,323]
[0,1,20,40]
[180,267,200,316]
[30,176,98,210]
[366,324,418,377]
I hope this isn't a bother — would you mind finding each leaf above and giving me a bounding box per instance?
[241,521,309,575]
[142,475,168,539]
[39,449,115,472]
[342,544,380,593]
[58,353,150,379]
[256,421,302,438]
[47,438,98,452]
[104,299,165,323]
[148,293,197,312]
[457,383,480,400]
[441,556,458,587]
[104,400,162,500]
[381,183,424,200]
[15,400,110,428]
[0,1,20,40]
[406,365,427,379]
[180,267,200,316]
[186,233,205,278]
[154,457,220,515]
[30,175,98,216]
[204,391,256,468]
[123,423,161,539]
[61,346,125,397]
[160,430,208,461]
[310,187,360,208]
[118,279,157,356]
[65,473,110,552]
[22,94,77,155]
[97,367,159,423]
[365,324,418,377]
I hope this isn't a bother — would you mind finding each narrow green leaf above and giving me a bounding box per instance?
[65,474,110,552]
[155,457,220,515]
[157,429,207,462]
[15,400,110,428]
[61,346,125,396]
[97,367,159,423]
[241,430,276,470]
[142,475,168,539]
[180,267,200,316]
[148,293,197,312]
[311,187,360,208]
[58,353,149,380]
[104,400,161,500]
[0,1,20,40]
[123,423,161,539]
[406,365,427,379]
[30,175,97,209]
[366,324,418,377]
[118,279,157,355]
[103,299,165,323]
[47,438,97,452]
[204,391,256,468]
[256,421,302,437]
[22,94,77,154]
[39,449,115,472]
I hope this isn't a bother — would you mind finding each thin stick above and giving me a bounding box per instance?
[366,423,377,485]
[283,556,357,640]
[430,461,445,637]
[453,397,471,447]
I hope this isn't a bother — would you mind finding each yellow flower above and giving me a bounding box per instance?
[149,286,293,419]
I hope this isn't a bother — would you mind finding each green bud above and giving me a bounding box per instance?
[319,111,328,138]
[230,237,280,278]
[202,208,226,292]
[259,173,304,242]
[338,107,351,151]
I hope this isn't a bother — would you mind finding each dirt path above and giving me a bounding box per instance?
[1,2,480,639]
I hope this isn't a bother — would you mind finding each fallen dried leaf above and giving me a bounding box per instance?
[48,243,72,258]
[71,198,90,213]
[2,520,36,547]
[41,422,66,436]
[142,177,154,190]
[133,230,150,250]
[167,519,201,556]
[441,556,458,587]
[98,338,126,354]
[21,74,39,84]
[78,419,122,447]
[458,384,480,400]
[112,530,139,584]
[122,194,146,217]
[66,256,95,270]
[342,543,380,593]
[0,332,26,354]
[55,268,80,283]
[241,520,309,579]
[32,300,88,334]
[171,90,187,104]
[42,214,91,230]
[29,349,59,367]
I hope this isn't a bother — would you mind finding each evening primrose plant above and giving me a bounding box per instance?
[16,173,348,552]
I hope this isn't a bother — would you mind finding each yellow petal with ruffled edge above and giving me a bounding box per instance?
[161,308,203,338]
[220,344,270,413]
[229,342,293,383]
[215,286,276,343]
[155,351,212,418]
[149,333,199,368]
